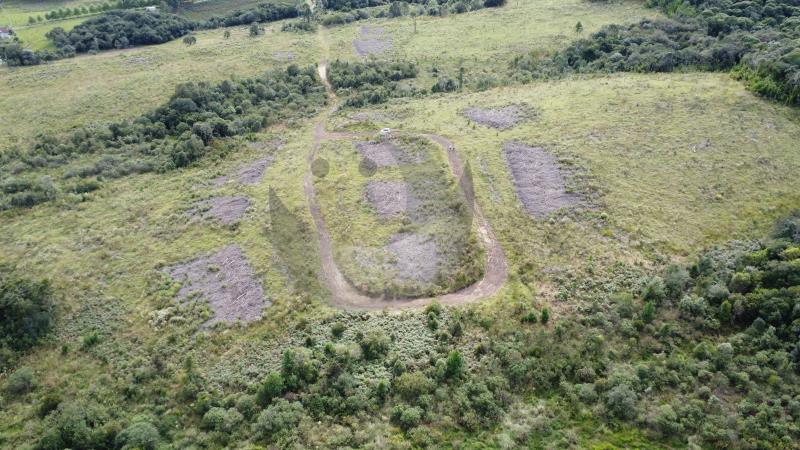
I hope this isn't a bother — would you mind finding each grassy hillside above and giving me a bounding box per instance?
[1,0,800,447]
[326,0,660,89]
[0,23,319,152]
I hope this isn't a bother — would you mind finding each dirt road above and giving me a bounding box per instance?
[303,32,508,310]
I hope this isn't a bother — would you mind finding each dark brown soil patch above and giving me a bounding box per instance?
[189,196,250,225]
[502,141,580,218]
[165,244,269,326]
[364,180,419,218]
[353,26,392,57]
[212,157,274,186]
[463,105,534,130]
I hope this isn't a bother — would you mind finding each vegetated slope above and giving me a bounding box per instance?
[0,64,326,209]
[512,0,800,106]
[324,0,661,90]
[313,135,483,297]
[333,73,800,256]
[1,70,798,448]
[0,26,320,153]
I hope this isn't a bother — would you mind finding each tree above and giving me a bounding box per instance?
[389,1,407,18]
[540,307,550,324]
[445,350,464,380]
[300,3,312,23]
[360,329,390,361]
[115,421,160,450]
[257,371,284,406]
[182,35,196,46]
[641,301,656,324]
[249,23,260,37]
[223,30,231,39]
[605,383,638,420]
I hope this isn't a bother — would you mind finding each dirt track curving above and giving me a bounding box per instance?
[304,51,508,309]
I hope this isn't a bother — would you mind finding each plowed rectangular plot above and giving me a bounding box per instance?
[314,136,483,297]
[503,142,580,218]
[353,26,392,57]
[165,245,269,327]
[188,196,250,225]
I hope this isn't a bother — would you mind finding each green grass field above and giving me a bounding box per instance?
[325,0,660,89]
[0,23,319,151]
[331,73,800,267]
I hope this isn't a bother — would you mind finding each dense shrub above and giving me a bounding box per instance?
[511,0,800,106]
[0,65,325,209]
[328,59,419,106]
[46,11,196,54]
[0,266,55,368]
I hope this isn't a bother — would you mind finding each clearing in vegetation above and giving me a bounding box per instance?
[502,141,581,218]
[212,156,275,186]
[463,104,536,130]
[313,135,483,297]
[164,244,269,327]
[188,196,251,225]
[352,25,391,57]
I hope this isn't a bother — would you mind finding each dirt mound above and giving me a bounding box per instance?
[212,157,274,186]
[355,141,422,167]
[502,142,580,218]
[364,180,418,218]
[189,196,250,225]
[165,244,269,326]
[464,105,533,130]
[353,26,392,57]
[387,233,439,283]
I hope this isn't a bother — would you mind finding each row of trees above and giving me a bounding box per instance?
[35,0,160,23]
[0,65,326,209]
[3,3,300,67]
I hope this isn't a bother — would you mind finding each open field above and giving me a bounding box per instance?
[326,0,660,88]
[331,73,800,261]
[0,23,319,151]
[10,16,86,49]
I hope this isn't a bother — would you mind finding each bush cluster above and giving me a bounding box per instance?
[512,0,800,106]
[328,59,419,106]
[2,3,300,66]
[0,265,55,370]
[0,65,325,209]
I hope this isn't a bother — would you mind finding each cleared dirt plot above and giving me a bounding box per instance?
[365,180,419,218]
[188,196,251,225]
[353,25,392,57]
[503,142,581,218]
[463,105,535,130]
[164,244,269,326]
[212,156,274,186]
[355,140,424,167]
[315,136,483,297]
[386,232,439,283]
